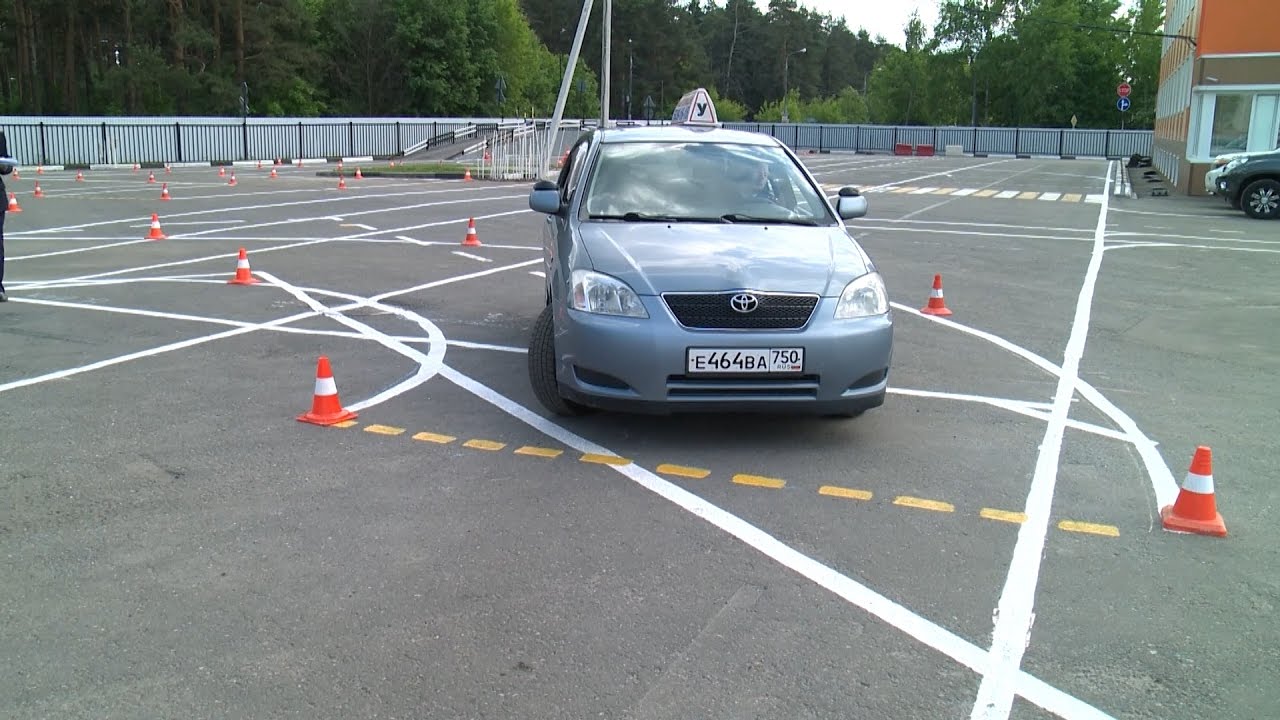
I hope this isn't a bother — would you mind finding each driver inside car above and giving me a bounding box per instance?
[725,154,779,204]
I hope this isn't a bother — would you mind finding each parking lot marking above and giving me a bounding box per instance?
[333,420,359,429]
[733,473,786,489]
[656,463,711,479]
[970,161,1116,720]
[1037,192,1062,201]
[819,485,873,501]
[974,189,1000,197]
[412,431,456,444]
[950,188,979,197]
[463,438,506,451]
[1061,193,1083,202]
[1016,191,1040,200]
[893,496,956,513]
[514,445,564,459]
[1057,520,1120,537]
[452,251,492,263]
[340,223,377,231]
[1085,193,1105,203]
[363,424,406,436]
[437,365,1112,718]
[995,190,1020,199]
[932,187,958,194]
[892,186,919,193]
[981,508,1028,524]
[911,187,939,194]
[580,453,631,466]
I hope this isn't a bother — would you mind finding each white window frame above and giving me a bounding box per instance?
[1187,85,1280,162]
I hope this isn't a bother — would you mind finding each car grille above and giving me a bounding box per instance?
[661,292,819,330]
[666,375,821,400]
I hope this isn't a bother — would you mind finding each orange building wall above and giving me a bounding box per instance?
[1198,0,1280,55]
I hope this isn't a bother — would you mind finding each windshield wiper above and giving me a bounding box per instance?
[590,212,729,223]
[720,213,821,226]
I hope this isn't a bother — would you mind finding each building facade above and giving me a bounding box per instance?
[1153,0,1280,194]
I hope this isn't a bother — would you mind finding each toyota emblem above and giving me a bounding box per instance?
[729,293,760,313]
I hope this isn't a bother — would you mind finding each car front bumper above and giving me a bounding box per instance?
[553,296,893,415]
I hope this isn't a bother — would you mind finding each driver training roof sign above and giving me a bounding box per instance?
[671,88,719,127]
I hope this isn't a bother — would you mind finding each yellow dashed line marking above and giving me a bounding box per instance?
[1061,193,1083,203]
[412,431,455,444]
[1058,520,1120,537]
[363,424,406,436]
[733,473,786,489]
[657,463,711,479]
[580,453,631,466]
[893,495,955,513]
[1016,191,1040,200]
[819,485,873,501]
[515,445,563,459]
[981,508,1028,524]
[973,189,1000,198]
[932,187,958,194]
[463,439,506,451]
[332,420,359,428]
[892,186,919,193]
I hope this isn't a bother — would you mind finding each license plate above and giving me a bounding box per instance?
[686,347,804,374]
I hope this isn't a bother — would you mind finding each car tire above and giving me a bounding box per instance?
[528,305,594,417]
[1240,179,1280,219]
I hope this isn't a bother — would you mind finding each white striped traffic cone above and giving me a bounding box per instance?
[1160,446,1227,537]
[297,356,357,426]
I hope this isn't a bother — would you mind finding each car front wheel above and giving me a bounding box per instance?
[528,305,594,417]
[1241,179,1280,219]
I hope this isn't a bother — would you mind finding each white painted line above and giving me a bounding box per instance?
[342,223,377,231]
[1038,192,1062,201]
[911,187,939,194]
[950,188,979,197]
[1105,241,1280,255]
[994,190,1020,199]
[874,218,1094,234]
[859,158,1013,192]
[529,270,546,278]
[127,220,245,228]
[970,161,1115,720]
[452,251,492,263]
[1084,194,1104,204]
[439,364,1115,720]
[254,271,447,412]
[8,240,155,260]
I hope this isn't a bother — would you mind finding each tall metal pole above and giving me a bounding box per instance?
[600,0,612,127]
[627,39,634,121]
[542,0,595,178]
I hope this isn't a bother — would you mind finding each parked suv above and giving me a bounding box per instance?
[1216,150,1280,220]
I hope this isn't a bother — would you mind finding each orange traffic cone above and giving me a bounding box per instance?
[160,183,171,201]
[11,168,19,180]
[147,171,156,184]
[7,193,22,212]
[256,160,263,170]
[463,168,473,182]
[297,356,358,426]
[337,175,347,190]
[354,168,363,179]
[269,167,278,179]
[462,217,482,247]
[37,165,44,174]
[1160,446,1227,537]
[228,172,237,186]
[145,213,167,240]
[218,166,226,177]
[165,164,172,174]
[920,274,952,316]
[33,182,44,198]
[76,171,85,182]
[227,247,259,285]
[132,163,140,172]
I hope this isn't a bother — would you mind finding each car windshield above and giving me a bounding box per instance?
[581,140,835,225]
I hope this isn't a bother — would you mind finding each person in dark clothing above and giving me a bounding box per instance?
[0,129,11,302]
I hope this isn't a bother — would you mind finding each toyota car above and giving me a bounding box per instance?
[525,89,893,418]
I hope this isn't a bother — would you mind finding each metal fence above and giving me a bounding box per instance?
[0,114,1153,167]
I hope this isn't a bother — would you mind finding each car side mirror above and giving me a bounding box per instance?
[836,186,868,220]
[529,179,563,214]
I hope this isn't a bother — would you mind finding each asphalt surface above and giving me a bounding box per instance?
[1,154,1276,720]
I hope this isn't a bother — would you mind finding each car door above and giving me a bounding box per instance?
[547,136,593,304]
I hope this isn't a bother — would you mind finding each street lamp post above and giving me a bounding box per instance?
[782,47,806,123]
[627,38,634,121]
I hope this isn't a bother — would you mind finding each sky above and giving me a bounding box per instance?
[780,0,942,47]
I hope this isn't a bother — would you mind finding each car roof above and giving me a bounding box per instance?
[594,123,782,147]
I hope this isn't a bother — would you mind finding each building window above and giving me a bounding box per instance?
[1209,94,1251,155]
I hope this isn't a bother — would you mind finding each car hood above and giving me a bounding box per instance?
[575,221,870,296]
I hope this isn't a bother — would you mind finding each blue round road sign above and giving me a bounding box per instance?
[1117,97,1131,112]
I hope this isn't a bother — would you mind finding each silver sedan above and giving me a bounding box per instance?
[526,120,892,418]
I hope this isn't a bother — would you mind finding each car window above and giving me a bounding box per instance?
[560,140,591,202]
[580,140,835,225]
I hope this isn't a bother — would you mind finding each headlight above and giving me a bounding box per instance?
[571,269,648,318]
[1222,158,1244,173]
[834,272,888,319]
